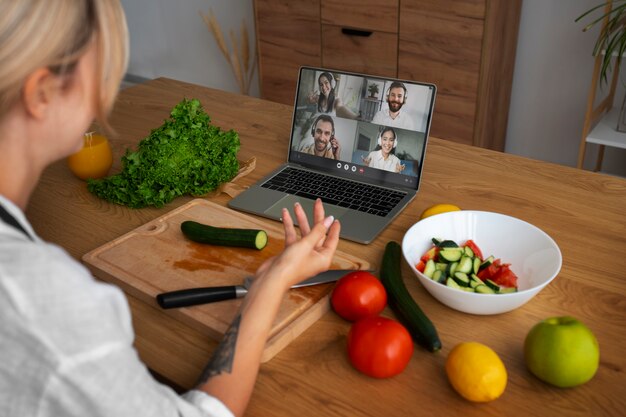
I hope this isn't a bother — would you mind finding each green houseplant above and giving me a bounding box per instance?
[577,0,626,86]
[367,83,380,98]
[577,0,626,132]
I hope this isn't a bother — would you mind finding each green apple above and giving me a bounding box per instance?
[524,316,599,388]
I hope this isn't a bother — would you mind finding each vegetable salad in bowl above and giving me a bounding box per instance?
[401,211,562,315]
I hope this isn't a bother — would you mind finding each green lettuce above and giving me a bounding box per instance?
[87,98,240,208]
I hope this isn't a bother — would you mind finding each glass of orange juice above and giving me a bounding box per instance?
[67,131,113,180]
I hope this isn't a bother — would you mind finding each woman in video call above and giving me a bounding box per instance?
[308,72,357,119]
[362,127,405,173]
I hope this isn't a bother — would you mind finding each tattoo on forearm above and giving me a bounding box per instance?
[197,314,241,384]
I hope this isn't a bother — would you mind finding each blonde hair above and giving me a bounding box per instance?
[0,0,129,129]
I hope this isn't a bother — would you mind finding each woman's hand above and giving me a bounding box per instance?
[361,155,371,166]
[395,162,406,173]
[255,199,340,291]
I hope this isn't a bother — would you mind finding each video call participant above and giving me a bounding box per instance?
[307,72,357,119]
[372,81,416,130]
[362,127,406,173]
[300,114,341,160]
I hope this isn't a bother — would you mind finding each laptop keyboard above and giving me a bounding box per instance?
[261,167,406,217]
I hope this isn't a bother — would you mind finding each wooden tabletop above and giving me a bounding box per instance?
[26,78,626,416]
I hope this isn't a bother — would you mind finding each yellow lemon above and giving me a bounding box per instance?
[445,342,507,402]
[419,203,461,220]
[67,132,113,180]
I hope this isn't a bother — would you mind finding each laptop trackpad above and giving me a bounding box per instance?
[265,195,347,224]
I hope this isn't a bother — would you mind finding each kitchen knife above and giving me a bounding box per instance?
[156,269,365,309]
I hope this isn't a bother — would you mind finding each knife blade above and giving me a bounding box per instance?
[156,269,366,309]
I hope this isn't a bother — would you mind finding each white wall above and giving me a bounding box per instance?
[120,0,259,96]
[121,1,625,176]
[506,0,626,176]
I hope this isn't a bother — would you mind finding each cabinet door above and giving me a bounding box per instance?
[254,0,322,105]
[398,0,486,146]
[321,0,398,33]
[322,25,398,77]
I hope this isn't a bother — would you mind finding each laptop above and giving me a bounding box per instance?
[228,66,436,244]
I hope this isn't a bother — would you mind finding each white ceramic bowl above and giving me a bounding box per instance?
[401,211,562,315]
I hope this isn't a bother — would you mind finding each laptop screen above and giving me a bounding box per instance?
[288,67,436,191]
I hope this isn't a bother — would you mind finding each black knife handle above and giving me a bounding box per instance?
[156,286,237,309]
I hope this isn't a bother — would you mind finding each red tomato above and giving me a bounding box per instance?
[491,264,518,288]
[415,261,426,273]
[420,246,439,263]
[331,271,387,321]
[477,263,498,280]
[347,316,414,378]
[463,239,484,260]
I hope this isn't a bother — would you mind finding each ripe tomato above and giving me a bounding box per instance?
[347,316,414,378]
[331,271,387,322]
[492,264,518,288]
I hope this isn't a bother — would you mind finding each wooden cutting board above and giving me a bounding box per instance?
[83,199,370,362]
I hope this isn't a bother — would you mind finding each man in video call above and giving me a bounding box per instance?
[300,114,341,159]
[372,81,416,130]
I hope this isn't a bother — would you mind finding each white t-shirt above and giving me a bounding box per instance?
[366,149,402,172]
[0,195,233,417]
[372,108,416,131]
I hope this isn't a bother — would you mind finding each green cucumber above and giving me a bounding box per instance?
[457,256,473,274]
[485,279,500,292]
[439,248,463,262]
[181,220,268,250]
[475,284,495,294]
[423,259,436,278]
[453,272,470,287]
[381,241,442,352]
[432,238,459,248]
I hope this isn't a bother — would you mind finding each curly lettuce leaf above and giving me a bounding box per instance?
[87,98,240,208]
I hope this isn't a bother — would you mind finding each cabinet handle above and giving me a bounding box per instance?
[341,28,373,37]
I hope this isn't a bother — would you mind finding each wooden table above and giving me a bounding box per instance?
[26,78,626,416]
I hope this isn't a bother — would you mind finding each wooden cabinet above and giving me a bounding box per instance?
[253,0,521,150]
[253,0,321,105]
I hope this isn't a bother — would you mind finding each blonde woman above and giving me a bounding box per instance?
[0,1,340,417]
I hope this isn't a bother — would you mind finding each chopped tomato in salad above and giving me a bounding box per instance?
[477,259,518,288]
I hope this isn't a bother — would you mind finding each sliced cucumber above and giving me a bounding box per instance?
[472,257,481,274]
[485,279,500,292]
[423,259,436,278]
[475,284,496,294]
[479,256,495,271]
[437,239,459,248]
[453,272,470,287]
[469,274,485,289]
[446,277,462,290]
[439,248,463,262]
[446,261,459,277]
[463,246,474,258]
[457,256,473,274]
[435,262,448,271]
[432,269,446,283]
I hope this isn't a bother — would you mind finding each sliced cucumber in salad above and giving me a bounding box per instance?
[420,238,518,294]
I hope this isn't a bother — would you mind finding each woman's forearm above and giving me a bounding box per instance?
[195,276,286,417]
[194,203,339,417]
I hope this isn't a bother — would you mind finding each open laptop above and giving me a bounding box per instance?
[229,66,436,244]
